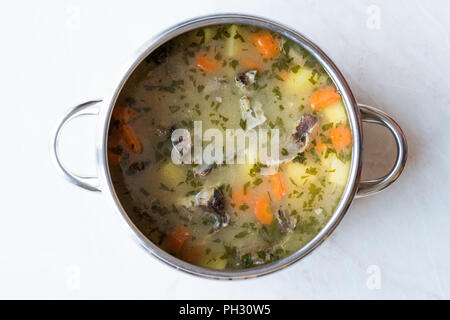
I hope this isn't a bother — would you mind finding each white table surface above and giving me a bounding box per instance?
[1,0,449,299]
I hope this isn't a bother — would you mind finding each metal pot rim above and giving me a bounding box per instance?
[97,13,362,280]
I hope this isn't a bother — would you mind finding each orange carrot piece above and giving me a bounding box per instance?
[270,172,286,200]
[232,188,254,210]
[254,196,273,225]
[314,137,327,153]
[251,32,280,59]
[241,58,262,71]
[310,86,341,110]
[278,70,289,81]
[330,126,352,150]
[108,151,121,165]
[113,105,135,123]
[165,226,191,256]
[196,51,221,72]
[120,123,142,154]
[182,245,203,263]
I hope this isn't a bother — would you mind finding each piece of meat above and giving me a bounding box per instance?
[195,188,224,214]
[235,70,257,89]
[240,95,251,112]
[261,114,318,167]
[275,210,293,233]
[284,114,318,157]
[195,188,230,229]
[239,96,266,131]
[207,188,225,215]
[171,129,191,159]
[193,162,214,177]
[292,114,318,147]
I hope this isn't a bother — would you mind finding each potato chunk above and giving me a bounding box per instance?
[285,162,318,186]
[321,101,348,125]
[159,161,185,187]
[322,154,350,186]
[202,257,227,270]
[285,69,316,96]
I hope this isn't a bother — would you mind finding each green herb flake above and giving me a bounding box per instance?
[272,86,282,100]
[293,152,306,164]
[230,59,239,70]
[289,177,298,186]
[234,230,249,239]
[234,32,245,42]
[253,178,263,186]
[243,181,251,195]
[239,118,247,130]
[160,183,174,192]
[195,29,205,42]
[169,105,181,113]
[240,253,254,268]
[322,123,334,131]
[291,65,301,73]
[308,183,322,201]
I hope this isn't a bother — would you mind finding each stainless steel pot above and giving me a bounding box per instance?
[51,14,407,279]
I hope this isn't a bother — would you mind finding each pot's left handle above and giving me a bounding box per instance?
[51,100,102,192]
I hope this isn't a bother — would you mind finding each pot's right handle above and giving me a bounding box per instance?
[356,104,407,198]
[51,100,102,192]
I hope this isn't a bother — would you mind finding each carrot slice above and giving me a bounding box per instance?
[330,126,352,150]
[196,51,221,72]
[113,105,135,123]
[120,123,142,154]
[241,58,262,71]
[251,32,280,59]
[315,138,327,153]
[108,151,121,165]
[254,196,273,225]
[165,225,191,256]
[310,86,341,110]
[270,172,286,200]
[232,188,254,210]
[182,245,204,263]
[278,70,289,81]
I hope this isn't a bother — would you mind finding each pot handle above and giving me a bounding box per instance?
[355,104,407,198]
[51,100,102,192]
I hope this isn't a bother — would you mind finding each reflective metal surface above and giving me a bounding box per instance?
[52,14,407,279]
[356,104,408,198]
[51,99,102,192]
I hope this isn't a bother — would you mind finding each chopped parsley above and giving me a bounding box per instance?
[253,178,263,186]
[230,59,239,69]
[160,183,174,192]
[239,118,247,130]
[272,86,282,100]
[322,123,334,131]
[239,204,249,211]
[169,105,180,113]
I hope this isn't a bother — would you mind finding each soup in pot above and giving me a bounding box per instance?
[107,24,352,270]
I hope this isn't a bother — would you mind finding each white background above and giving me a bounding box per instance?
[1,0,449,299]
